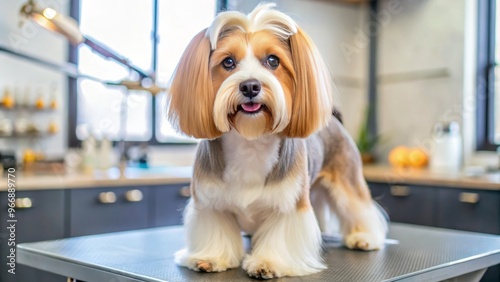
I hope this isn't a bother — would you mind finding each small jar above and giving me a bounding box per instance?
[0,116,13,136]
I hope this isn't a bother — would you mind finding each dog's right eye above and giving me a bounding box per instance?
[222,57,236,70]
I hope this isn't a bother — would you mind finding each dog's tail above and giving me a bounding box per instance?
[332,108,343,124]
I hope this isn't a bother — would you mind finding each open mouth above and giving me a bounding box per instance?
[238,102,263,114]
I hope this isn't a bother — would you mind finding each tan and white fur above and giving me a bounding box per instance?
[167,3,387,279]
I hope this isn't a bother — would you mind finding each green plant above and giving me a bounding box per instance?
[356,106,379,154]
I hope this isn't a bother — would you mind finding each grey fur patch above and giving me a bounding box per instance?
[317,116,364,188]
[195,139,225,180]
[306,135,324,184]
[265,138,298,185]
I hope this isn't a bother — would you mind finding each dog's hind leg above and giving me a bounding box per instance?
[317,159,388,250]
[314,117,387,250]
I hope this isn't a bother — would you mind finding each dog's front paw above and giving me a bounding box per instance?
[344,232,383,251]
[195,261,215,272]
[242,256,278,279]
[175,249,238,272]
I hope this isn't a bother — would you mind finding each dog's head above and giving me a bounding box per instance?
[168,3,335,140]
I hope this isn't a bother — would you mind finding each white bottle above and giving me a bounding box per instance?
[430,122,462,173]
[99,138,114,170]
[82,135,96,173]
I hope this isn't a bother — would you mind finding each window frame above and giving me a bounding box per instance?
[477,0,500,151]
[67,0,227,147]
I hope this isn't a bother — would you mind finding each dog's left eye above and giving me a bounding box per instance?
[266,55,280,69]
[222,57,236,70]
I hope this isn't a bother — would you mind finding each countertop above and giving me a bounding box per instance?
[363,165,500,191]
[1,165,499,191]
[0,166,192,191]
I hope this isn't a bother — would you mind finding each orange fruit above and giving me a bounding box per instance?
[408,148,429,168]
[388,146,410,168]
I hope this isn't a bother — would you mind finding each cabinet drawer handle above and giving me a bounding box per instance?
[390,185,410,197]
[15,198,32,209]
[125,189,143,202]
[179,186,191,198]
[459,192,479,204]
[98,192,116,204]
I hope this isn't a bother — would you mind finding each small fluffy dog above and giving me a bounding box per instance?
[168,3,387,279]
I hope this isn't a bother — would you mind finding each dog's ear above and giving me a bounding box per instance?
[283,28,335,138]
[168,29,223,139]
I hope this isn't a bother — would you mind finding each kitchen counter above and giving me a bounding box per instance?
[363,165,500,190]
[1,165,499,191]
[0,166,192,191]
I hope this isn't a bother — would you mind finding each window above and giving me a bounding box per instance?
[69,0,219,145]
[477,0,500,150]
[155,0,216,142]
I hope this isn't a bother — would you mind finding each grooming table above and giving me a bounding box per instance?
[17,223,500,282]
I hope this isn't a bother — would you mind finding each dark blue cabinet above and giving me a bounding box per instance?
[437,188,500,282]
[1,184,190,282]
[0,190,66,282]
[437,188,500,234]
[69,186,150,236]
[152,184,190,227]
[368,182,500,282]
[370,183,438,226]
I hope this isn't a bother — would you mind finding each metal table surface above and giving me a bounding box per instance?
[17,223,500,282]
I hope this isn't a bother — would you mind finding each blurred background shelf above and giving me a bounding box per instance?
[0,106,57,112]
[0,133,56,138]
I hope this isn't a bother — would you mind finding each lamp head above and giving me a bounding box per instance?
[20,0,84,45]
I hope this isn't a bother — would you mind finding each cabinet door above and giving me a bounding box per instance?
[437,189,500,282]
[152,184,190,227]
[0,190,66,282]
[368,182,437,226]
[69,187,149,236]
[437,188,500,234]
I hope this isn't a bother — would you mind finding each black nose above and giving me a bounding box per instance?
[239,79,261,98]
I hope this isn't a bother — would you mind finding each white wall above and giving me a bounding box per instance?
[375,0,466,160]
[0,0,69,160]
[376,0,496,166]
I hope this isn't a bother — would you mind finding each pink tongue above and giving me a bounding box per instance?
[241,103,262,112]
